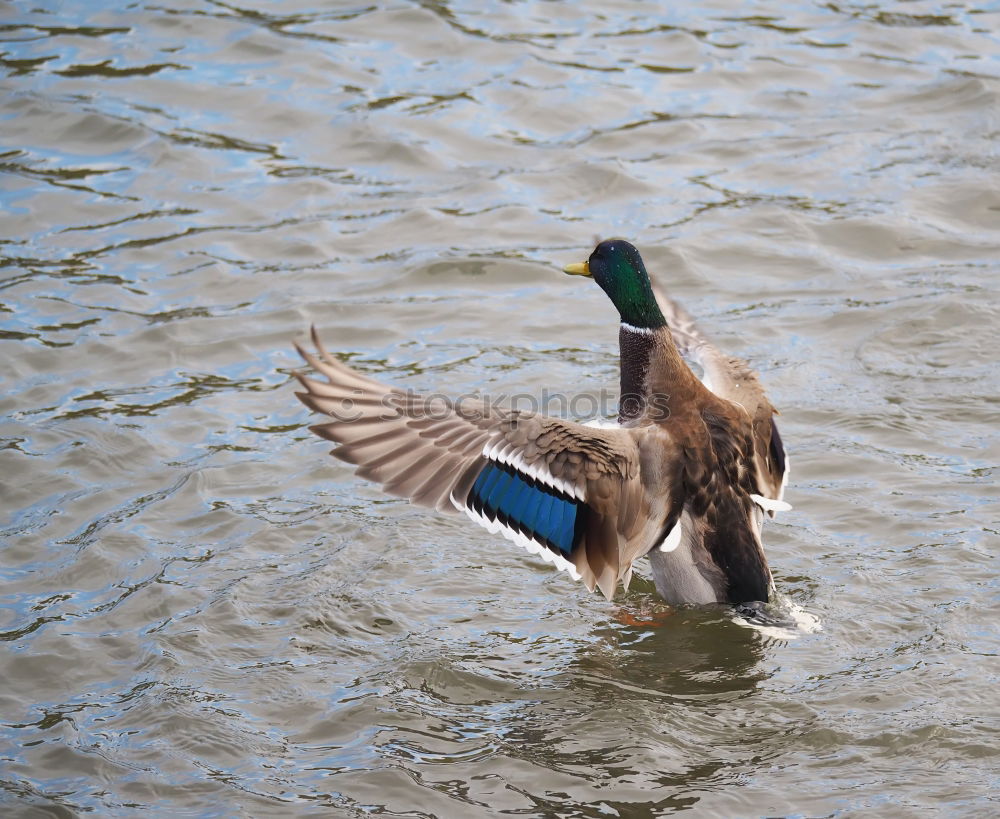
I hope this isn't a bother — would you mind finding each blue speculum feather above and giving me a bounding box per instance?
[484,468,515,514]
[470,464,503,515]
[467,461,581,557]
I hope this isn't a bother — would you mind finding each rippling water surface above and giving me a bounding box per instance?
[2,0,999,815]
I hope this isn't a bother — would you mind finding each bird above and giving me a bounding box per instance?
[292,239,790,606]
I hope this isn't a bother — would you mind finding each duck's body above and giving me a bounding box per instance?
[293,240,789,606]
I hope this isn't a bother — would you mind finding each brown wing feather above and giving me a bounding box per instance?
[695,412,772,601]
[651,282,788,511]
[294,328,679,599]
[294,330,499,514]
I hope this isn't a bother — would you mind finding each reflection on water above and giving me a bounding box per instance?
[2,0,999,815]
[582,608,771,698]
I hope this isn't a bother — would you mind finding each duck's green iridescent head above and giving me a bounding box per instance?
[564,239,666,330]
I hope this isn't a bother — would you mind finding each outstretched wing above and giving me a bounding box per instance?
[651,284,789,515]
[294,327,671,598]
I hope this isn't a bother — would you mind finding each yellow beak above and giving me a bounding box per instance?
[563,261,591,277]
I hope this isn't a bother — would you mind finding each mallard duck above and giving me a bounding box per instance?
[293,239,790,605]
